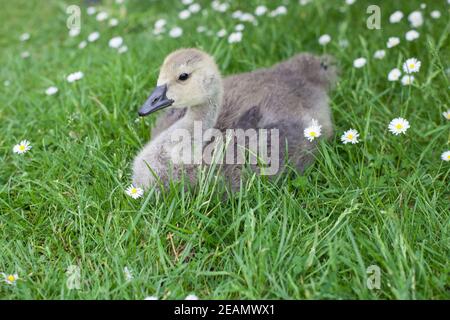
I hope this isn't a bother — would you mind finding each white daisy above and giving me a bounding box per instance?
[109,18,119,27]
[67,71,84,83]
[78,41,87,49]
[269,6,287,17]
[13,140,32,154]
[179,9,191,20]
[441,151,450,161]
[408,11,423,28]
[182,0,193,4]
[388,68,402,81]
[87,6,96,15]
[353,57,367,68]
[45,86,58,96]
[442,110,450,120]
[88,31,100,42]
[185,294,199,300]
[20,51,30,59]
[255,5,268,16]
[403,58,421,74]
[231,10,243,19]
[299,0,311,5]
[235,24,245,31]
[388,118,410,135]
[217,29,227,38]
[430,10,441,19]
[318,34,331,46]
[188,3,201,13]
[1,273,19,285]
[69,28,80,37]
[144,296,158,300]
[228,32,243,44]
[304,119,322,142]
[373,50,386,59]
[96,11,108,22]
[118,45,128,54]
[19,33,30,41]
[387,37,400,48]
[123,267,133,281]
[239,13,256,23]
[213,2,229,13]
[420,3,426,9]
[401,75,414,86]
[405,30,420,41]
[154,19,166,29]
[389,11,403,23]
[196,26,206,33]
[169,27,183,38]
[341,129,359,144]
[125,185,144,199]
[108,36,123,49]
[345,0,356,5]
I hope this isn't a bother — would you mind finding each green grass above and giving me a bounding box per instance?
[0,0,449,300]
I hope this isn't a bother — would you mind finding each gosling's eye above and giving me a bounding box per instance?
[178,73,189,81]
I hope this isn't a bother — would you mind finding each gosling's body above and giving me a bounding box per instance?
[132,49,337,190]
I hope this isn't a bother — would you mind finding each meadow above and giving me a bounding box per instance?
[0,0,449,299]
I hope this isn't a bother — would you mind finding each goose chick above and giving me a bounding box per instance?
[132,48,223,189]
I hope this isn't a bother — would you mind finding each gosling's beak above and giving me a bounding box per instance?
[138,84,174,117]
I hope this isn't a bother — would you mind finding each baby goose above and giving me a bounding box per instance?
[132,48,337,190]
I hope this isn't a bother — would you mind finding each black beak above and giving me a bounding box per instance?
[138,84,174,117]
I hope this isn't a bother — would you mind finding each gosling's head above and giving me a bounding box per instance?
[138,48,223,117]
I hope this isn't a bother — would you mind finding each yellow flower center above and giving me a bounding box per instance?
[409,63,415,69]
[310,132,316,137]
[447,155,450,160]
[395,124,403,129]
[130,188,137,194]
[7,275,15,282]
[19,145,25,151]
[347,134,353,139]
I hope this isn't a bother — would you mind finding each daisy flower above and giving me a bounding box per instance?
[179,9,191,20]
[118,45,128,54]
[304,119,322,142]
[154,19,166,30]
[123,267,133,281]
[96,11,108,22]
[345,0,356,4]
[78,41,87,49]
[405,30,420,41]
[441,151,450,162]
[217,29,227,38]
[373,50,385,59]
[67,71,84,83]
[144,296,158,300]
[185,294,199,300]
[353,57,366,68]
[45,86,58,96]
[430,10,441,19]
[388,68,401,81]
[196,26,206,33]
[228,32,243,44]
[21,51,30,59]
[387,37,400,48]
[182,0,193,4]
[86,6,96,15]
[88,31,100,42]
[388,118,410,135]
[403,58,421,74]
[188,3,201,13]
[1,273,19,285]
[318,34,331,46]
[108,36,123,49]
[408,11,423,28]
[341,129,360,144]
[169,27,183,38]
[13,140,32,154]
[235,24,245,31]
[401,75,414,86]
[19,33,30,41]
[389,11,403,23]
[255,5,268,16]
[299,0,311,5]
[442,110,450,120]
[109,18,119,27]
[269,6,287,17]
[125,185,144,199]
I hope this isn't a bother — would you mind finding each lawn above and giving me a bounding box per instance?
[0,0,449,300]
